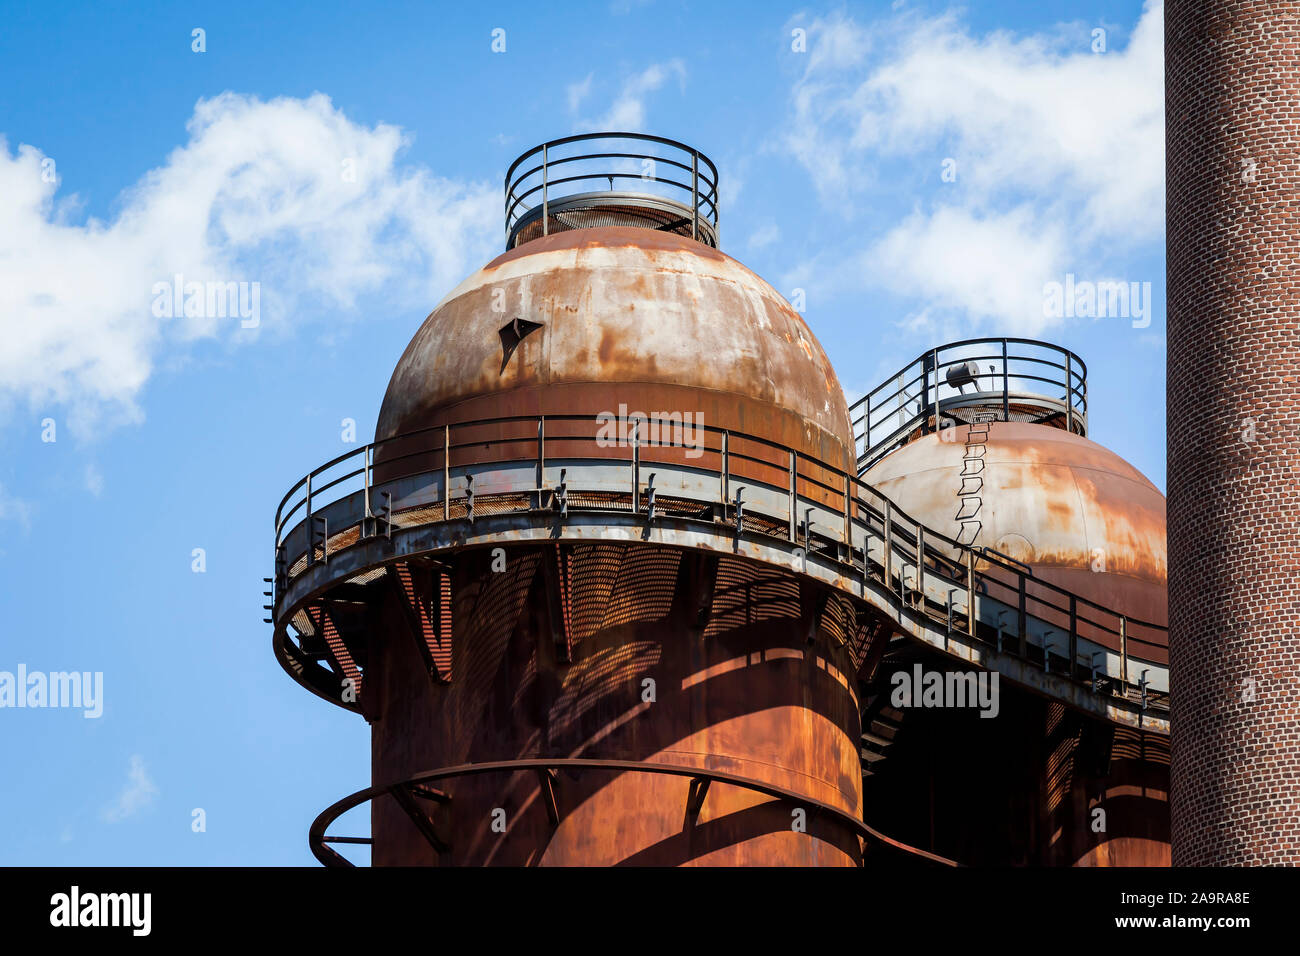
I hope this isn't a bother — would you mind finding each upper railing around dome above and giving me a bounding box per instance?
[852,338,1088,473]
[504,133,719,251]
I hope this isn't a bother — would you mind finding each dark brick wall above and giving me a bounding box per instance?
[1167,1,1300,864]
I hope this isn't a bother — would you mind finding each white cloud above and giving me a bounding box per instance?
[0,92,499,436]
[102,754,158,823]
[567,73,594,113]
[748,223,781,251]
[872,205,1068,336]
[783,1,1164,333]
[0,483,32,531]
[84,463,104,497]
[574,61,686,132]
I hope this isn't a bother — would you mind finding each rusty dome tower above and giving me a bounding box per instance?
[270,134,1170,868]
[852,343,1170,865]
[272,134,881,866]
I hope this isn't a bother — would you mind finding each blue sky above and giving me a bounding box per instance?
[0,0,1165,864]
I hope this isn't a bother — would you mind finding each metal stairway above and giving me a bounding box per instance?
[860,650,909,779]
[861,698,904,779]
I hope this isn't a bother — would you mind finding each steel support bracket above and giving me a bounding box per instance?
[391,783,450,855]
[685,776,711,826]
[537,768,559,827]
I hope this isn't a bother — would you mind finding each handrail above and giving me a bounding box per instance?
[504,132,719,249]
[309,758,958,868]
[504,156,719,225]
[271,412,1169,711]
[850,338,1088,471]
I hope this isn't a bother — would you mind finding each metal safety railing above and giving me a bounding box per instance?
[272,413,1168,715]
[504,133,719,250]
[851,338,1088,472]
[309,757,958,868]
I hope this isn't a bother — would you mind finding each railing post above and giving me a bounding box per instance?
[843,471,852,552]
[720,431,730,519]
[864,394,871,455]
[443,424,450,522]
[541,143,549,237]
[632,420,640,515]
[1119,615,1129,685]
[945,589,956,647]
[1068,594,1078,679]
[921,352,932,436]
[1001,339,1010,422]
[863,395,873,457]
[1064,352,1072,419]
[1017,572,1027,658]
[537,416,545,510]
[362,445,372,519]
[916,527,925,605]
[788,450,797,543]
[304,472,313,565]
[691,151,699,241]
[884,501,893,591]
[966,548,976,637]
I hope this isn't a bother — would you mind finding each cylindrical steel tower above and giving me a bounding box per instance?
[852,341,1170,866]
[1167,2,1300,864]
[272,134,879,866]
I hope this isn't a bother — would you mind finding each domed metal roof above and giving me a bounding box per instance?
[375,226,853,469]
[862,421,1167,631]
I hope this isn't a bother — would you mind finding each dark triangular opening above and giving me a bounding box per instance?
[499,317,544,372]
